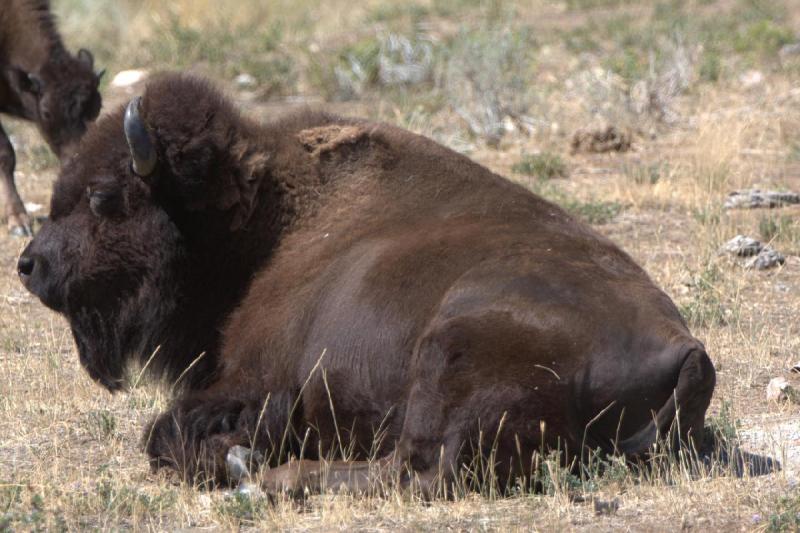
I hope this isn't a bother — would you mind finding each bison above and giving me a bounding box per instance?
[1,0,103,235]
[17,73,715,495]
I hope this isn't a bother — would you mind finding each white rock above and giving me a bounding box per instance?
[111,69,147,88]
[721,235,762,257]
[234,73,257,88]
[766,377,792,402]
[724,189,800,209]
[740,70,764,88]
[24,202,42,213]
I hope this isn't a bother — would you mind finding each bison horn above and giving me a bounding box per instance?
[124,97,157,177]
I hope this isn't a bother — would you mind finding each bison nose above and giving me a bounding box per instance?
[17,255,35,278]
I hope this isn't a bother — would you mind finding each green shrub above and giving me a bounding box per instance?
[512,153,568,180]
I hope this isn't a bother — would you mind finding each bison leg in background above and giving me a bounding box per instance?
[0,122,31,236]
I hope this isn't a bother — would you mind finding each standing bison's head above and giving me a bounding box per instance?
[17,74,260,391]
[6,49,103,158]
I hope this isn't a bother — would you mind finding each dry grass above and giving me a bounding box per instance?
[2,0,800,530]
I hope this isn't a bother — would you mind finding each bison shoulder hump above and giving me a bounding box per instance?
[295,124,394,162]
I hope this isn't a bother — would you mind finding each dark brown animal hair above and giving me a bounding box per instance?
[18,73,715,495]
[0,0,103,234]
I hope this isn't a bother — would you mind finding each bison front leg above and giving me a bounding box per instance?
[144,397,254,486]
[0,122,32,236]
[259,456,407,498]
[143,390,298,486]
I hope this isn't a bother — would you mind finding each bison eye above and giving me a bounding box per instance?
[87,187,125,218]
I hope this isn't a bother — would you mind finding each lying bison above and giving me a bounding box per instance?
[18,73,715,495]
[1,0,103,235]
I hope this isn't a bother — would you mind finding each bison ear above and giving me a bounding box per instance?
[77,48,94,70]
[6,68,42,97]
[124,97,157,178]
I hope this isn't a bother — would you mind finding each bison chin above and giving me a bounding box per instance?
[66,281,178,392]
[69,309,127,391]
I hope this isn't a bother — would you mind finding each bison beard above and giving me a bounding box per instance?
[17,73,716,496]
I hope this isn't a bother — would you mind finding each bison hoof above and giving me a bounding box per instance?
[8,215,33,237]
[226,445,256,482]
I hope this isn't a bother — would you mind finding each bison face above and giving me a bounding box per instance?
[18,74,257,391]
[7,49,103,159]
[17,103,185,391]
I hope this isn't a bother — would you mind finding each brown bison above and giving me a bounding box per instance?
[17,73,715,495]
[1,0,103,235]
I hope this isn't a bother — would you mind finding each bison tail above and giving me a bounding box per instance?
[616,348,716,457]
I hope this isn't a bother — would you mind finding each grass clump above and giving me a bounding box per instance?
[512,153,568,180]
[766,494,800,532]
[625,162,664,185]
[215,492,271,526]
[528,180,623,225]
[93,481,177,518]
[85,409,118,441]
[566,199,623,225]
[679,263,732,329]
[759,214,799,247]
[699,49,722,82]
[443,25,537,146]
[732,19,794,57]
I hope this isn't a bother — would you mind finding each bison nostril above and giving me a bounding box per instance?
[17,255,35,277]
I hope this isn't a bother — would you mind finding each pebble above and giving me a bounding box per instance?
[235,73,257,88]
[766,377,793,402]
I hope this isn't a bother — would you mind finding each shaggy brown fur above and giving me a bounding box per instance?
[18,73,715,495]
[0,0,102,234]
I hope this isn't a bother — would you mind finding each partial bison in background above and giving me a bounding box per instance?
[17,73,715,495]
[1,0,103,235]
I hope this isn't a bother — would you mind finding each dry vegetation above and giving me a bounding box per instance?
[2,0,800,530]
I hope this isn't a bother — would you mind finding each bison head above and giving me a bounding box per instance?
[17,74,255,391]
[6,48,103,158]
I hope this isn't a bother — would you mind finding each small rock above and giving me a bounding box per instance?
[234,73,257,88]
[23,202,43,213]
[724,189,800,209]
[236,481,265,497]
[111,69,147,88]
[745,248,785,270]
[775,282,790,293]
[571,124,632,154]
[593,498,620,516]
[791,362,800,374]
[780,43,800,57]
[722,235,763,257]
[740,69,764,88]
[766,377,794,402]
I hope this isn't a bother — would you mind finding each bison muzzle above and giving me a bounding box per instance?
[17,73,715,495]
